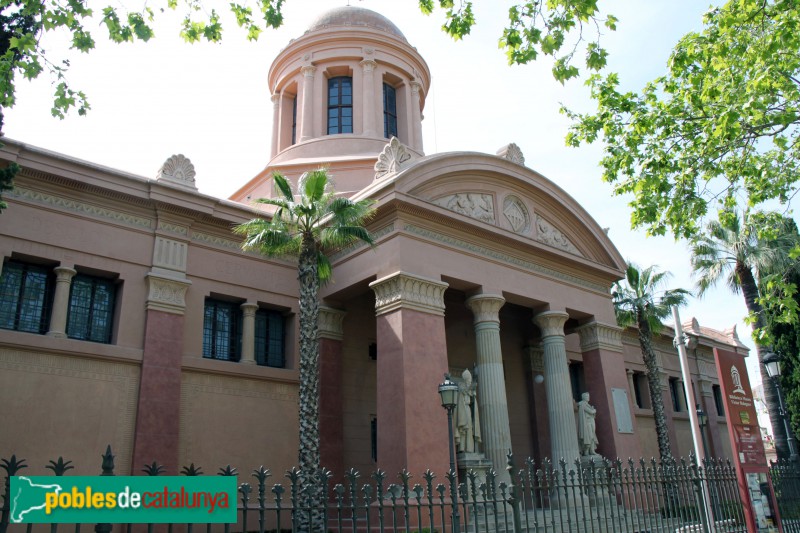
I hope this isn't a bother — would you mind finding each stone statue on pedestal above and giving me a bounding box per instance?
[455,369,481,453]
[577,392,599,457]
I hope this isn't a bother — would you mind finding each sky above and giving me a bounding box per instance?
[5,0,795,428]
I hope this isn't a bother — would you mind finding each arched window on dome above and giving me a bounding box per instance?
[383,83,398,139]
[327,76,353,134]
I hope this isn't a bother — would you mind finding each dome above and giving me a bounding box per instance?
[305,6,406,40]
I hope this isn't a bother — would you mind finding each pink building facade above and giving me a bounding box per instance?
[0,7,745,480]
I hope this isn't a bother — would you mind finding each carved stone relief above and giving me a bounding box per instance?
[433,193,495,224]
[502,195,530,234]
[374,137,414,179]
[534,215,582,256]
[156,155,197,191]
[496,143,525,166]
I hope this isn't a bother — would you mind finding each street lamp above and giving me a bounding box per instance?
[438,374,461,533]
[696,404,710,459]
[762,351,799,463]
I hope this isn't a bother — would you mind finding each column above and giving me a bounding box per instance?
[360,59,377,137]
[409,80,424,152]
[270,94,281,158]
[533,311,581,463]
[318,306,346,480]
[675,377,688,412]
[465,294,511,482]
[369,272,450,478]
[299,65,316,142]
[627,369,637,407]
[46,265,76,338]
[240,302,259,365]
[524,344,550,462]
[575,321,643,460]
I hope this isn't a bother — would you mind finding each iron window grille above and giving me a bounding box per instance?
[291,96,297,145]
[327,76,353,134]
[66,274,116,343]
[203,299,242,362]
[0,261,52,334]
[383,83,397,138]
[254,308,285,368]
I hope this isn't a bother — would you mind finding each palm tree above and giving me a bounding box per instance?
[691,211,798,459]
[235,169,374,520]
[612,262,689,465]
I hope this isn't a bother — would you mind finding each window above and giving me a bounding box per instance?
[255,308,285,367]
[569,362,585,402]
[383,83,397,138]
[669,378,685,412]
[66,274,116,343]
[0,261,52,334]
[203,299,241,362]
[291,96,297,145]
[632,372,650,409]
[370,416,378,462]
[327,76,353,134]
[713,384,725,416]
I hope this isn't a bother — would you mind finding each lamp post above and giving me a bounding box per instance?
[438,374,461,533]
[763,351,800,464]
[696,404,710,459]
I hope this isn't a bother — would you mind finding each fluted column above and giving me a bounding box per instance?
[533,311,580,463]
[270,94,281,157]
[360,59,377,137]
[465,294,511,482]
[47,265,76,338]
[409,80,424,152]
[299,65,316,142]
[240,302,259,365]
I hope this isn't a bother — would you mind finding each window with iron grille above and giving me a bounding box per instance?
[254,308,285,368]
[383,83,397,138]
[327,76,353,134]
[713,384,725,416]
[669,377,684,412]
[66,274,116,343]
[203,299,241,362]
[291,96,297,145]
[0,261,52,334]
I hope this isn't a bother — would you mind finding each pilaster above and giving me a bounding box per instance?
[409,80,424,152]
[360,59,377,137]
[270,93,281,158]
[299,65,317,142]
[46,265,76,338]
[319,306,347,479]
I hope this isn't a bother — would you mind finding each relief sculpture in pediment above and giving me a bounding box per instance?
[433,193,495,224]
[535,215,582,256]
[502,195,530,234]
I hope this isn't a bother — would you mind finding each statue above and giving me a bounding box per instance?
[577,392,599,456]
[455,369,481,453]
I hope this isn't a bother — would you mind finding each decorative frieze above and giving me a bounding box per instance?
[318,306,346,340]
[433,193,495,224]
[575,321,624,353]
[535,215,581,256]
[145,273,192,315]
[369,271,448,316]
[156,154,197,191]
[374,137,414,179]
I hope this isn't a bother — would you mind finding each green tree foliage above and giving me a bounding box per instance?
[612,262,689,465]
[565,0,800,240]
[0,0,615,120]
[235,169,373,516]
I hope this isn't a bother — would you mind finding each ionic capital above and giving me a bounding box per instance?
[575,321,624,353]
[465,294,505,325]
[533,310,569,338]
[369,272,448,316]
[360,59,377,73]
[410,80,422,95]
[318,306,346,340]
[300,65,317,78]
[54,265,77,283]
[271,93,281,105]
[240,302,259,318]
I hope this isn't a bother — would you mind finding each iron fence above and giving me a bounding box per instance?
[1,448,750,533]
[770,460,800,533]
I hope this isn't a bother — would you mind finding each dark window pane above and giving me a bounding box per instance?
[202,299,241,362]
[66,275,116,343]
[383,83,398,138]
[255,309,285,368]
[327,76,353,135]
[0,262,51,334]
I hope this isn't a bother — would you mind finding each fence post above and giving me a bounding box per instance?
[95,446,115,533]
[0,456,28,533]
[506,453,522,533]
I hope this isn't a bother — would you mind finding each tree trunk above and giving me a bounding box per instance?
[637,312,674,465]
[297,234,322,530]
[736,261,792,460]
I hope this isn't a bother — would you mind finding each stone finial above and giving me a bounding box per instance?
[374,137,414,179]
[724,324,741,343]
[496,143,525,166]
[156,154,197,191]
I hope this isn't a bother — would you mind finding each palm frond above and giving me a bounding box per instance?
[272,173,295,202]
[317,251,333,284]
[299,169,330,204]
[320,225,375,249]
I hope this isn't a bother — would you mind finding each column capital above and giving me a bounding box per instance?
[465,294,505,325]
[271,93,281,105]
[369,271,448,316]
[318,306,346,340]
[575,321,623,353]
[360,59,377,72]
[54,265,77,281]
[300,65,317,77]
[240,301,259,317]
[410,79,422,94]
[533,310,569,338]
[145,272,192,315]
[626,368,634,376]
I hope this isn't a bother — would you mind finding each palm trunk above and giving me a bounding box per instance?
[637,313,674,465]
[736,261,792,460]
[297,234,322,530]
